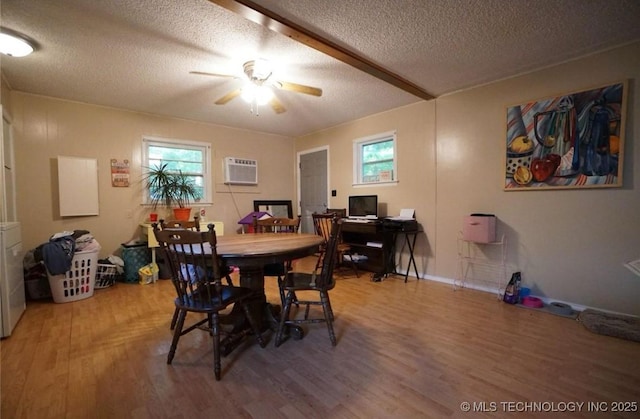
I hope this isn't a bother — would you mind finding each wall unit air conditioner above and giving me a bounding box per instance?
[224,157,258,185]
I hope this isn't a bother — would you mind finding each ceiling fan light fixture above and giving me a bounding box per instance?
[251,58,272,80]
[0,29,35,57]
[241,83,273,105]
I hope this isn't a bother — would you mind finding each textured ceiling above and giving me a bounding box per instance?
[1,0,639,137]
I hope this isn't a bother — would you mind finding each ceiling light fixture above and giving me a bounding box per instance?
[0,28,35,57]
[250,58,272,80]
[241,83,274,105]
[240,82,274,116]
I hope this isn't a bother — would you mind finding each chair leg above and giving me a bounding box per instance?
[211,313,221,381]
[168,309,186,364]
[223,264,235,286]
[325,292,335,321]
[275,291,294,347]
[241,302,266,348]
[277,276,287,308]
[224,274,234,286]
[344,252,359,278]
[278,276,299,308]
[170,307,179,330]
[320,291,337,346]
[304,302,311,320]
[314,250,325,271]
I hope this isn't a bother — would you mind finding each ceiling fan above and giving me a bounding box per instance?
[191,59,322,114]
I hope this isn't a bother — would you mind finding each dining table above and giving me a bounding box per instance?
[214,232,323,353]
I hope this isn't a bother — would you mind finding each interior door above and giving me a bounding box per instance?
[298,148,328,234]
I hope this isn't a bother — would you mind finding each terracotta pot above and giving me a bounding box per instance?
[173,207,191,221]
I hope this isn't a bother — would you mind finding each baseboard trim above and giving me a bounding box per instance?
[397,271,638,318]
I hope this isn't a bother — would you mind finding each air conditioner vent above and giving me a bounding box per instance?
[224,157,258,185]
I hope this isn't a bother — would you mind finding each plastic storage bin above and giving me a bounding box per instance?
[462,214,496,243]
[121,243,151,283]
[47,249,99,303]
[95,263,118,289]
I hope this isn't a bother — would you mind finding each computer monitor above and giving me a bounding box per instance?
[348,195,378,218]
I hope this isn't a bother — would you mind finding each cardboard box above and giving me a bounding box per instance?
[462,214,496,243]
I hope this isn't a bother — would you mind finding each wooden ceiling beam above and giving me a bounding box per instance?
[209,0,435,100]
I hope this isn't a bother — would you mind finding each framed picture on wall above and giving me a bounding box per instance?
[504,80,627,190]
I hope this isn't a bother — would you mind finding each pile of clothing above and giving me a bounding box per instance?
[26,230,101,276]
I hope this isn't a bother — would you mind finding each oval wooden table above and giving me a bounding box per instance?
[215,232,323,353]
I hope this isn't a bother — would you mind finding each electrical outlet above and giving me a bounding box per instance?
[332,190,337,197]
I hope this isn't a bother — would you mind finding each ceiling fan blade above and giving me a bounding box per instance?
[215,89,241,105]
[190,71,239,79]
[270,97,286,114]
[275,80,322,97]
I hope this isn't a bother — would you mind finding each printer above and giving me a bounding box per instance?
[382,218,418,232]
[383,208,418,232]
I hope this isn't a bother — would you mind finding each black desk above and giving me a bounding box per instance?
[341,220,421,282]
[341,221,394,276]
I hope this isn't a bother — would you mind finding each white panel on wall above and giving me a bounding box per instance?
[58,155,99,216]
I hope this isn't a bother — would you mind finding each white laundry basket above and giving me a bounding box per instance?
[47,249,99,303]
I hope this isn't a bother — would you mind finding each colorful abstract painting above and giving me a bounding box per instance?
[505,81,627,190]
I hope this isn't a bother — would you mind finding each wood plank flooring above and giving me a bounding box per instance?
[2,257,639,418]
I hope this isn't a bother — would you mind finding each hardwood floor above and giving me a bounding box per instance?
[2,257,639,418]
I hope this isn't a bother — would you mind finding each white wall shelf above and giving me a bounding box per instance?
[454,232,507,299]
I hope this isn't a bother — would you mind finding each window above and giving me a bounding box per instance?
[142,136,212,205]
[353,130,397,185]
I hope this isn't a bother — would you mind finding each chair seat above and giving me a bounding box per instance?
[280,272,336,292]
[175,285,254,311]
[337,243,351,252]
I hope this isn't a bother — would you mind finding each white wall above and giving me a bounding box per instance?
[7,93,296,256]
[297,42,640,315]
[296,101,438,279]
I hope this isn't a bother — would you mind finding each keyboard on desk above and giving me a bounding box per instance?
[346,218,376,223]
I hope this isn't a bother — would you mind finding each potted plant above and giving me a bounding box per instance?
[143,163,201,221]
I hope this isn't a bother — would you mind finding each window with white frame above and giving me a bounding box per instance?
[353,131,397,185]
[142,136,212,205]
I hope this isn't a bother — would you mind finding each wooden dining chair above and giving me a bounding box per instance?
[153,224,266,381]
[326,208,347,219]
[253,216,301,233]
[313,212,359,278]
[156,217,235,331]
[159,215,200,231]
[253,216,302,307]
[275,216,342,347]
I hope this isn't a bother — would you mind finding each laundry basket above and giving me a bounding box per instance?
[47,249,99,303]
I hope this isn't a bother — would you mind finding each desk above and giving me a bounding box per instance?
[215,233,323,352]
[341,221,394,275]
[341,221,421,282]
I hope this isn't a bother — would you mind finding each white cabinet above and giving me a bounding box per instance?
[455,232,507,299]
[1,222,25,337]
